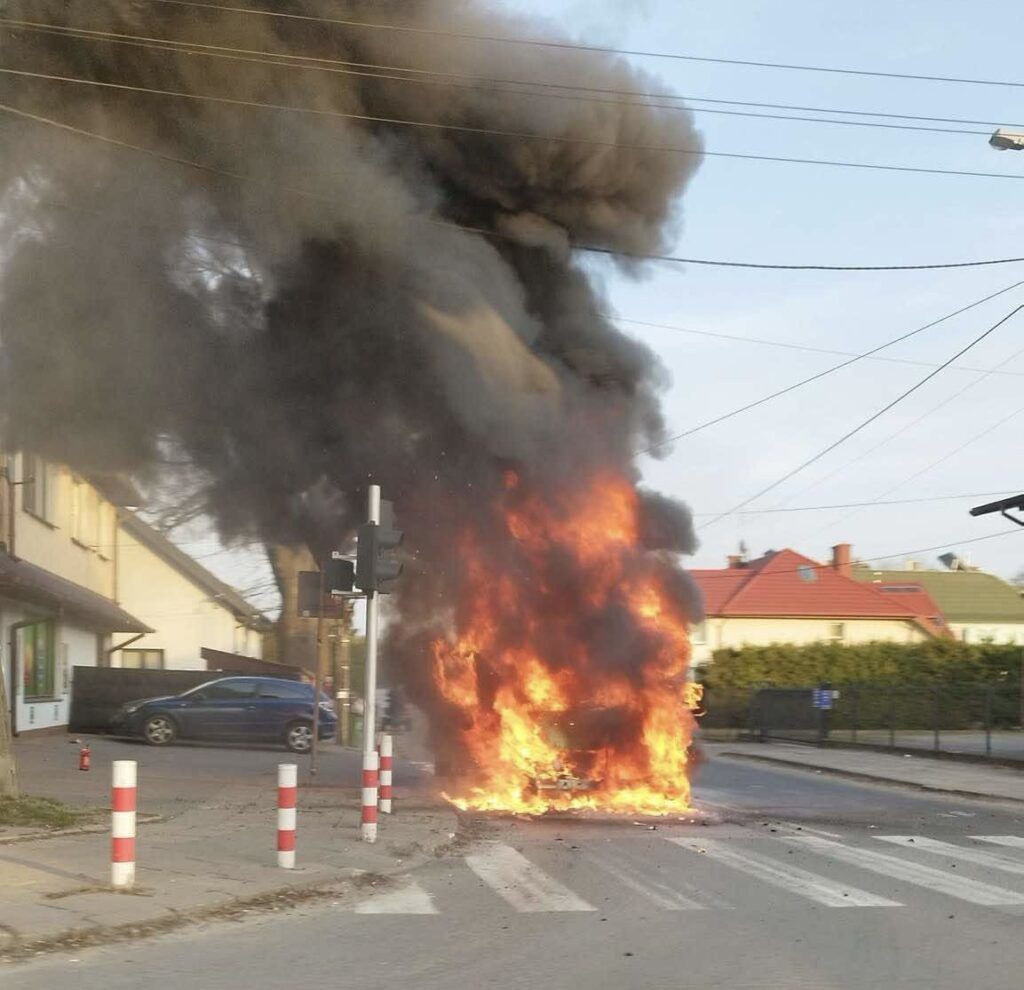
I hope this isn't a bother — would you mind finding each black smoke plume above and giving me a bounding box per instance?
[0,1,703,740]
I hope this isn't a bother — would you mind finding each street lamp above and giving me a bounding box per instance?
[989,128,1024,150]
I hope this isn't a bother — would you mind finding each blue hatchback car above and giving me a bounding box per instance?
[109,676,337,753]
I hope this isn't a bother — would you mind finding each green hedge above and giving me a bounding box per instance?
[697,640,1023,692]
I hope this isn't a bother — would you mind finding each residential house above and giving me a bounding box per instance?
[114,512,268,670]
[689,544,948,666]
[0,451,267,734]
[851,557,1024,646]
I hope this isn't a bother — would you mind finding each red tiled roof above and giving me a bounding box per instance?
[690,549,948,636]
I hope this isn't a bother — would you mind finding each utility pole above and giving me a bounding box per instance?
[309,565,326,776]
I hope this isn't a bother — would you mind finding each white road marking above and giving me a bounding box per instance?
[667,838,900,908]
[773,822,844,840]
[875,836,1024,877]
[584,852,706,911]
[465,844,596,913]
[355,881,438,915]
[975,835,1024,850]
[791,836,1024,906]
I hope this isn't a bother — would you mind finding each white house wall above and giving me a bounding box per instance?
[0,599,100,734]
[113,526,259,669]
[691,616,927,666]
[950,622,1024,646]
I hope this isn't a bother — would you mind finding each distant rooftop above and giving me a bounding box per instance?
[851,566,1024,624]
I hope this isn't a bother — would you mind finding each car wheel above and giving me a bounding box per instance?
[143,714,177,746]
[285,721,313,754]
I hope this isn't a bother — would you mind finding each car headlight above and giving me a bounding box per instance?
[122,703,142,715]
[318,702,336,716]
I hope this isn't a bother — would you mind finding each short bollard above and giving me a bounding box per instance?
[111,760,137,889]
[379,734,393,815]
[277,763,298,868]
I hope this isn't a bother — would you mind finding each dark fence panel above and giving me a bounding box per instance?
[748,681,1024,763]
[70,667,215,734]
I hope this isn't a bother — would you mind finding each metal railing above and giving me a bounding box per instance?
[704,682,1024,763]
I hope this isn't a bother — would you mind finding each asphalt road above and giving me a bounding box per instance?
[6,754,1024,989]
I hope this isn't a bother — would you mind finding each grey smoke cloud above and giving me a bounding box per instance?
[0,1,703,722]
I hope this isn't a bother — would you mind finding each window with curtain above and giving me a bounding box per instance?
[21,454,52,522]
[20,620,56,699]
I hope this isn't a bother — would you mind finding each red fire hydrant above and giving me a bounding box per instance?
[79,744,91,772]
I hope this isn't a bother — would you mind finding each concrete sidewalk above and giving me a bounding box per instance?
[712,740,1024,803]
[0,734,456,960]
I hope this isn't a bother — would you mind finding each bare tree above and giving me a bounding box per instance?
[0,670,17,797]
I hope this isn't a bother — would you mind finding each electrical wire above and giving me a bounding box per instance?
[615,317,1024,377]
[6,100,1024,274]
[773,340,1024,513]
[7,16,1024,133]
[4,65,1023,185]
[697,304,1024,530]
[139,1,1024,93]
[799,399,1024,544]
[639,280,1024,455]
[693,527,1024,579]
[690,492,1024,516]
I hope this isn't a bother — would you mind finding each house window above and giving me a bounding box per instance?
[828,622,845,643]
[71,478,101,549]
[120,649,165,670]
[690,621,707,645]
[20,620,56,699]
[21,454,52,523]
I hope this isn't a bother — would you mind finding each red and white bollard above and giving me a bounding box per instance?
[111,760,137,889]
[378,734,393,815]
[361,749,379,843]
[277,763,297,869]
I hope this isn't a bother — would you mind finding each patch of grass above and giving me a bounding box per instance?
[0,794,89,830]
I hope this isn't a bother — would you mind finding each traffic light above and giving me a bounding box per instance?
[356,499,403,594]
[324,555,356,595]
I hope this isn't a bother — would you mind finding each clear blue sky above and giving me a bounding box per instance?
[207,0,1024,612]
[502,0,1024,578]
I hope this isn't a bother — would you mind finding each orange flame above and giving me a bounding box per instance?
[432,471,702,816]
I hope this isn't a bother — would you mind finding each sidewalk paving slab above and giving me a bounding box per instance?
[712,741,1024,803]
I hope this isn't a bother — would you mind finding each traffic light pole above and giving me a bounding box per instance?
[361,484,381,842]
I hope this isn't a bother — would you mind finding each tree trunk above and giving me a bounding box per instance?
[0,657,18,797]
[268,543,319,674]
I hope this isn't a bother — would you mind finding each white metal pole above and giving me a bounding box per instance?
[361,484,381,842]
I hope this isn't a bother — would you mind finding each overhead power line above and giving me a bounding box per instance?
[616,317,1024,376]
[698,304,1024,530]
[5,99,1024,275]
[140,1,1024,92]
[7,16,1024,134]
[775,339,1024,514]
[691,491,1024,516]
[697,528,1024,579]
[640,280,1024,454]
[5,65,1024,185]
[799,398,1024,545]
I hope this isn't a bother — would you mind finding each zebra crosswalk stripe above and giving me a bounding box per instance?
[875,836,1024,877]
[975,835,1024,850]
[355,881,439,914]
[790,836,1024,906]
[584,851,705,910]
[465,843,596,912]
[667,838,900,908]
